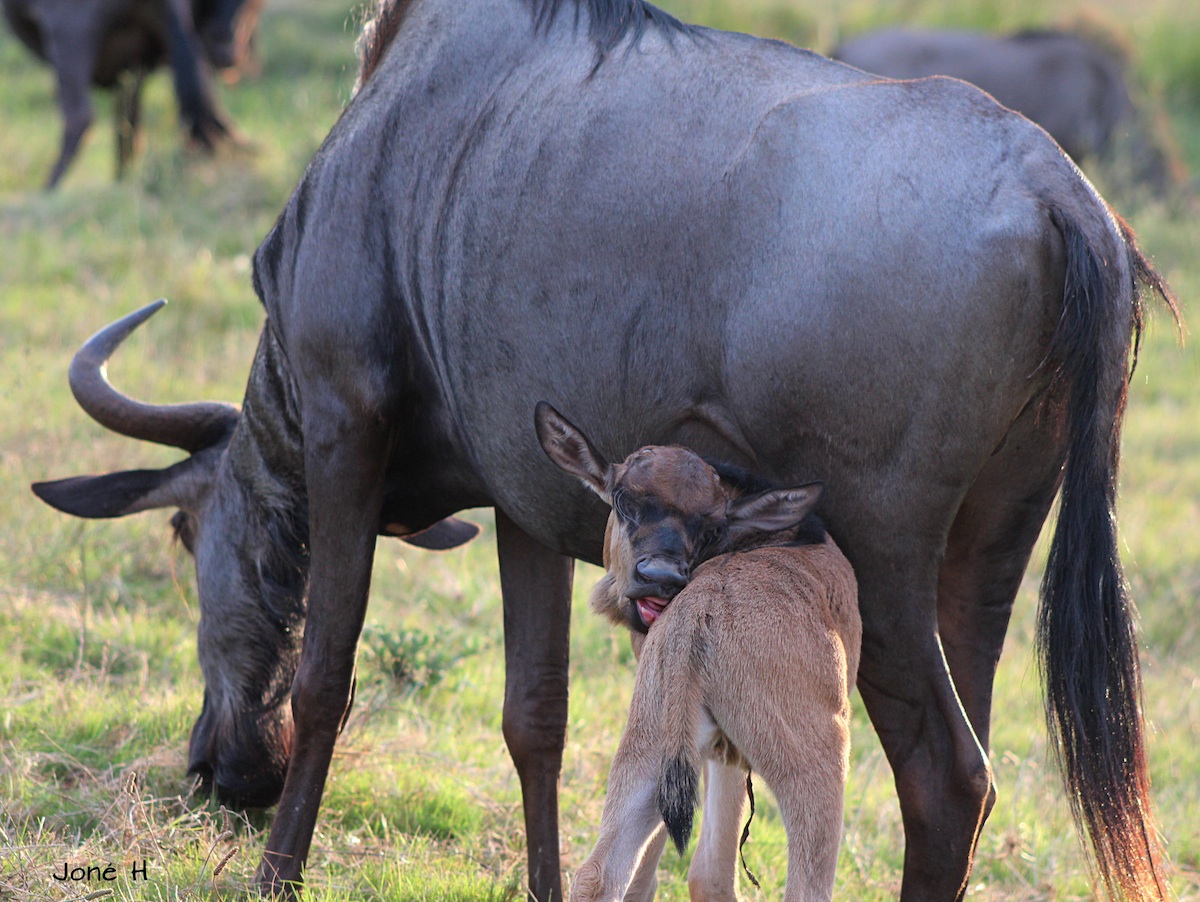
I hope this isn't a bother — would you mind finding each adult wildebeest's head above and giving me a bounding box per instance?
[535,402,823,634]
[30,301,299,806]
[32,301,476,808]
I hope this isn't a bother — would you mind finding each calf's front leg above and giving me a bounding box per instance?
[688,760,747,902]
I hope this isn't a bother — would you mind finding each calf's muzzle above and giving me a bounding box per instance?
[633,555,690,594]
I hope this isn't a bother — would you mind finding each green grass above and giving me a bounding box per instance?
[2,0,1199,899]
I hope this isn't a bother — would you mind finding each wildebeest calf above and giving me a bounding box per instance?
[535,402,861,902]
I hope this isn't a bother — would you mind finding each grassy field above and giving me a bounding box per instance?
[1,0,1198,899]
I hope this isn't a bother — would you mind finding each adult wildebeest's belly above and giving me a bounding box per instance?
[418,49,1063,563]
[270,10,1072,566]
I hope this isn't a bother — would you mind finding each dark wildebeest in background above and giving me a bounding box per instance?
[832,28,1186,195]
[535,403,861,901]
[33,0,1176,899]
[2,0,263,188]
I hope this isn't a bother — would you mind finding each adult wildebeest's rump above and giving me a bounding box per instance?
[832,27,1183,193]
[2,0,262,188]
[33,0,1175,899]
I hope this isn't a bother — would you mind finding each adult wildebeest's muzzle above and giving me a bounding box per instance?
[188,690,292,809]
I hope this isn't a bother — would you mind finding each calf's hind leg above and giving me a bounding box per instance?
[623,830,668,902]
[753,723,846,901]
[570,728,669,902]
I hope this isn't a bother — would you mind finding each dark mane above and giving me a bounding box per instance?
[527,0,689,53]
[704,457,779,496]
[237,478,310,713]
[357,0,690,87]
[356,0,417,87]
[704,457,828,547]
[1009,28,1068,43]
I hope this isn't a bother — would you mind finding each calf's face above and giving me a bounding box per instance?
[598,446,728,631]
[534,402,821,633]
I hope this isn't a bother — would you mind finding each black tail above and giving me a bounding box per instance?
[1037,209,1175,899]
[657,753,700,855]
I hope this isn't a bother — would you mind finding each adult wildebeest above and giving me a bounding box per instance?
[2,0,262,188]
[535,403,861,901]
[831,27,1184,194]
[33,0,1176,899]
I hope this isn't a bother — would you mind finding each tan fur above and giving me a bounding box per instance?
[573,495,861,900]
[588,446,727,631]
[533,410,861,899]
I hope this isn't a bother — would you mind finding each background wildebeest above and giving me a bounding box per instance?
[536,403,861,902]
[33,0,1176,899]
[1,0,262,188]
[831,27,1186,195]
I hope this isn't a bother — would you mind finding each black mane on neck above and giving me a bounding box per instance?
[527,0,691,53]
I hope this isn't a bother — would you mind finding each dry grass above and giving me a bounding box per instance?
[1,0,1198,898]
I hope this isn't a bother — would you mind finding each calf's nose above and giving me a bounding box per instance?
[635,556,689,590]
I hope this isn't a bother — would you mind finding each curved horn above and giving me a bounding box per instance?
[68,300,241,453]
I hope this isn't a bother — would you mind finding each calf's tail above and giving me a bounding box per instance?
[1038,207,1176,900]
[655,620,707,855]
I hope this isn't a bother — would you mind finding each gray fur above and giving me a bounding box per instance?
[832,27,1185,192]
[35,0,1173,896]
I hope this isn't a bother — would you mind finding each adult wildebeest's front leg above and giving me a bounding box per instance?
[164,0,231,149]
[496,510,574,902]
[255,411,388,897]
[855,548,990,902]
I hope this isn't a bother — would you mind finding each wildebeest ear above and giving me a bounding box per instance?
[534,401,610,499]
[380,517,481,550]
[727,483,823,540]
[31,458,205,519]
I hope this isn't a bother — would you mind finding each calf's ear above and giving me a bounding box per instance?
[727,483,822,540]
[533,401,611,500]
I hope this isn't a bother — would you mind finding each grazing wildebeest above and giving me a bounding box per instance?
[1,0,262,188]
[831,28,1184,193]
[32,0,1176,899]
[535,403,861,902]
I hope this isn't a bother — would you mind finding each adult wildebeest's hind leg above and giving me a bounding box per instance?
[256,412,389,897]
[854,548,989,902]
[496,510,574,902]
[41,17,103,189]
[936,400,1066,761]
